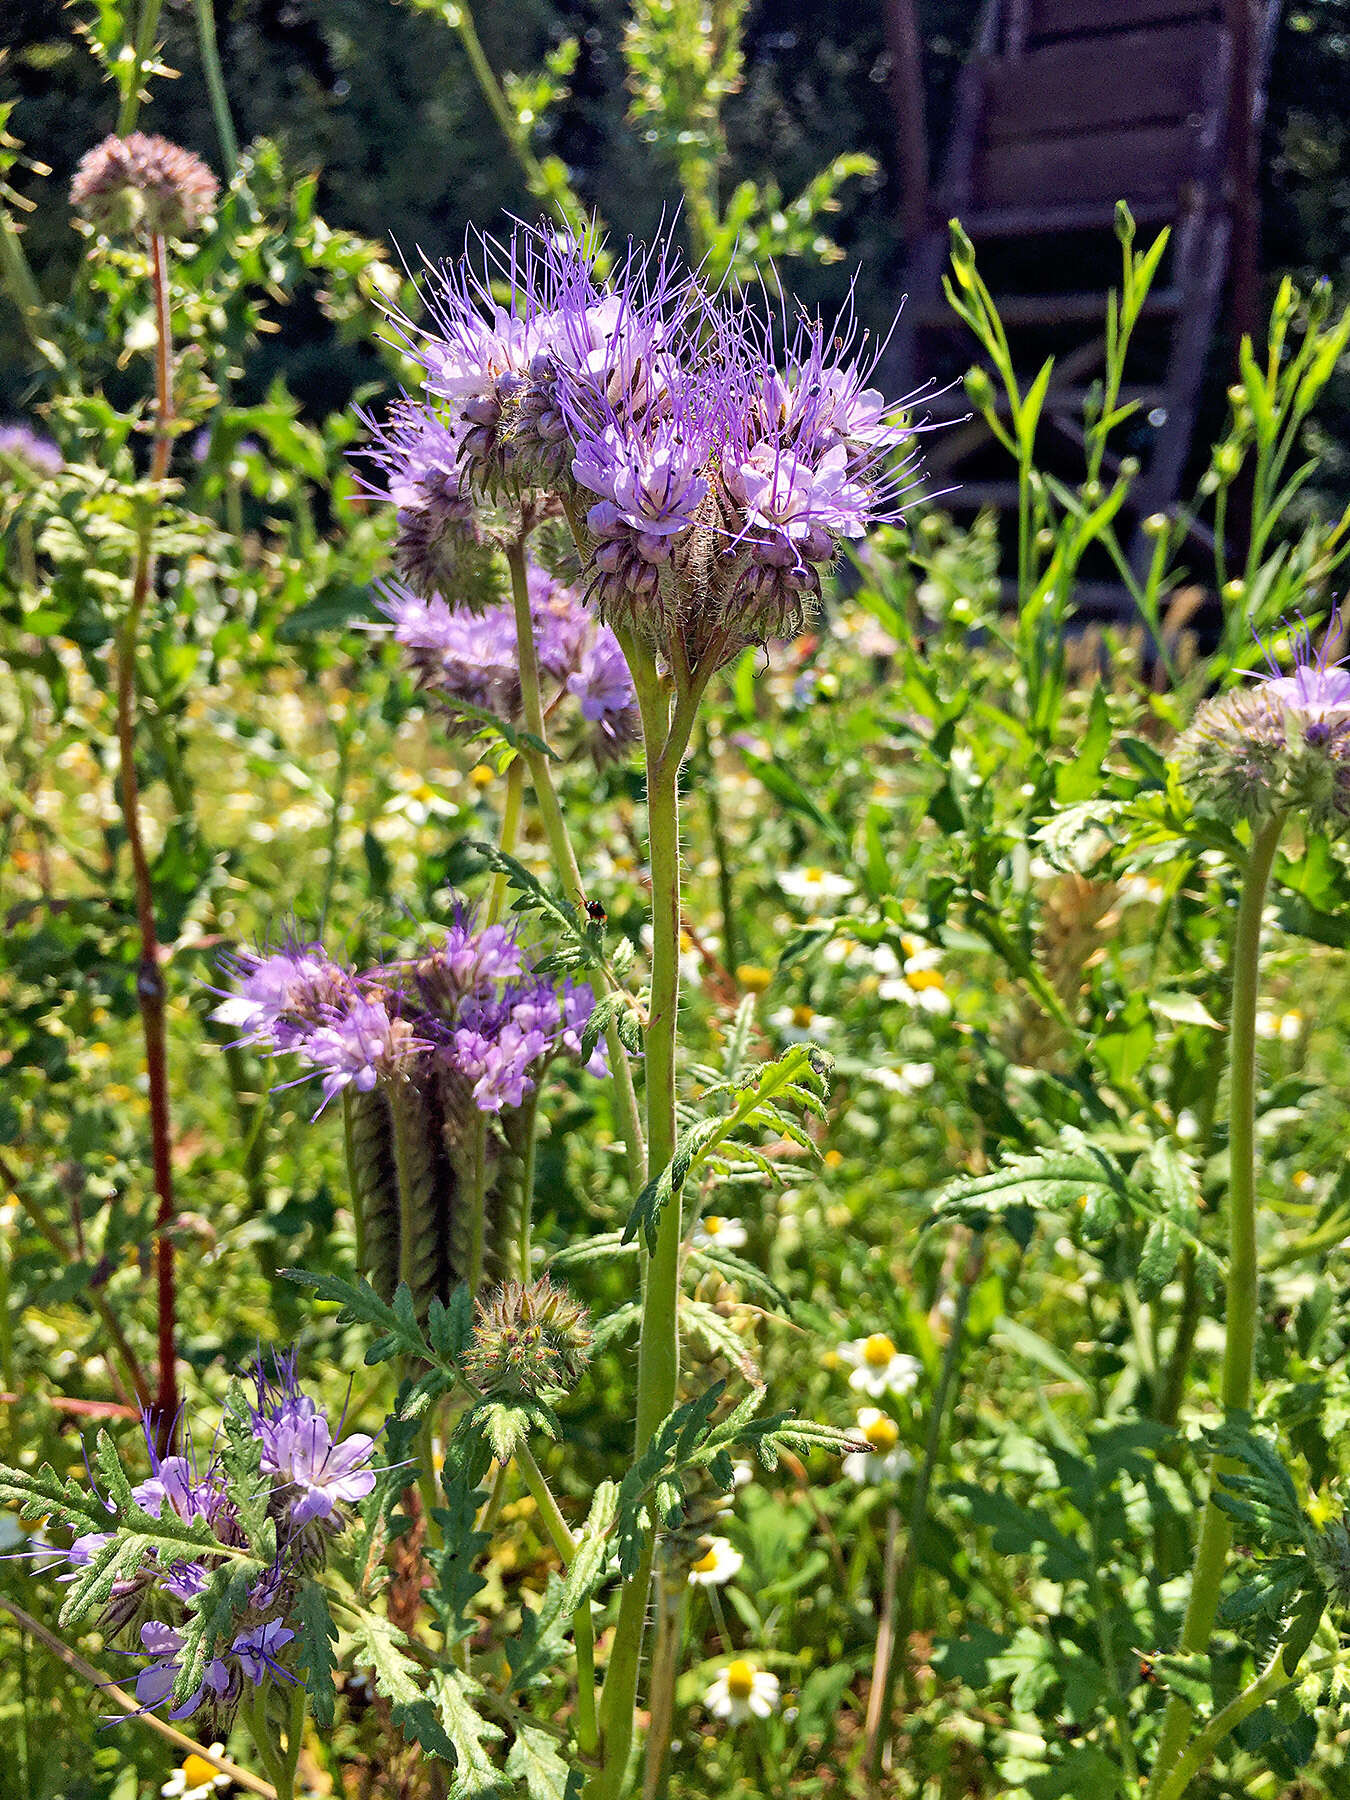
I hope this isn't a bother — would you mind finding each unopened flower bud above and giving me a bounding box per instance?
[464,1277,593,1398]
[70,133,218,240]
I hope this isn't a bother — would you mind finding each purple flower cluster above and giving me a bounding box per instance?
[0,421,63,478]
[376,560,639,764]
[368,220,921,662]
[1179,628,1350,834]
[47,1361,374,1726]
[211,912,607,1118]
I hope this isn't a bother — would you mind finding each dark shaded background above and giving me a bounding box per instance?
[2,0,1348,425]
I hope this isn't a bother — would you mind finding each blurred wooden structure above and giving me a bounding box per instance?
[891,0,1281,611]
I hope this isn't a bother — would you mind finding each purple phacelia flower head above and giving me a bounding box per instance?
[209,939,351,1051]
[136,1620,230,1719]
[567,633,641,763]
[299,997,427,1112]
[0,422,63,478]
[252,1356,377,1528]
[1178,626,1350,834]
[410,913,530,1017]
[359,400,503,609]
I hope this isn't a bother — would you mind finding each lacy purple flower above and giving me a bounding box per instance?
[256,1398,376,1527]
[728,440,871,566]
[412,915,529,1012]
[0,422,63,477]
[136,1620,230,1719]
[300,998,426,1111]
[568,635,641,763]
[378,561,638,765]
[209,941,350,1050]
[562,981,608,1077]
[451,1019,549,1112]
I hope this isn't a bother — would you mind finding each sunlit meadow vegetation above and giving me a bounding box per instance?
[7,8,1350,1800]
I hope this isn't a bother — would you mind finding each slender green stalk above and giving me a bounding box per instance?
[592,643,695,1800]
[0,206,62,369]
[504,537,646,1188]
[1154,1649,1318,1800]
[192,0,239,176]
[1152,813,1285,1784]
[119,0,166,134]
[866,1236,983,1777]
[340,1090,365,1276]
[641,1573,688,1800]
[487,755,526,927]
[515,1442,598,1758]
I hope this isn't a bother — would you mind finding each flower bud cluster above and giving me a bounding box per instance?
[463,1276,593,1399]
[47,1358,374,1733]
[70,133,218,241]
[1177,643,1350,835]
[210,911,606,1118]
[377,560,639,766]
[368,220,923,669]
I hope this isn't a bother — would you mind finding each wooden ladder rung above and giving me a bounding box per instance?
[923,383,1169,420]
[908,289,1181,330]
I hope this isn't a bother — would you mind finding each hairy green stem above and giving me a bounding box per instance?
[515,1442,598,1758]
[487,755,526,927]
[119,0,166,133]
[1152,813,1285,1784]
[192,0,239,175]
[504,537,645,1188]
[592,640,694,1800]
[866,1235,983,1777]
[1153,1650,1327,1800]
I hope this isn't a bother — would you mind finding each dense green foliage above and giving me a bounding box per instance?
[6,7,1350,1800]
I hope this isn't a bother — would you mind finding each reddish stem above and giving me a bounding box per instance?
[116,232,179,1450]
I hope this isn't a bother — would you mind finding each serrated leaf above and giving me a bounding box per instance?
[506,1720,576,1800]
[1137,1216,1184,1301]
[295,1581,339,1728]
[430,1666,507,1798]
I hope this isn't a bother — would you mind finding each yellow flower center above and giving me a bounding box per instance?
[906,968,944,992]
[469,764,494,789]
[863,1333,896,1367]
[181,1756,218,1788]
[736,964,772,993]
[725,1659,758,1700]
[692,1548,720,1575]
[864,1415,900,1452]
[703,1216,725,1236]
[823,1149,843,1169]
[804,867,824,882]
[791,1004,814,1028]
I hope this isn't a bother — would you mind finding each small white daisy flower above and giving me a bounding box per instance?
[778,867,854,906]
[843,1408,914,1485]
[693,1214,748,1251]
[870,1062,935,1095]
[705,1658,781,1723]
[840,1332,921,1398]
[688,1536,744,1586]
[769,1003,836,1043]
[1255,1008,1303,1042]
[731,1459,754,1488]
[161,1748,229,1800]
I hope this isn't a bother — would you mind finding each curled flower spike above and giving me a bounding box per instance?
[70,133,218,240]
[210,905,608,1121]
[1177,629,1350,834]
